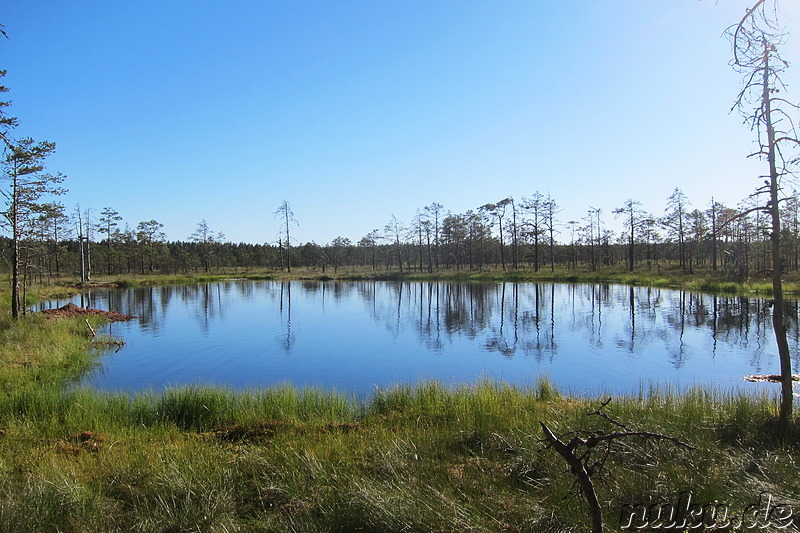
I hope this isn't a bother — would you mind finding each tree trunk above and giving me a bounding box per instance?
[78,212,86,283]
[11,209,20,319]
[498,216,506,271]
[761,40,793,425]
[629,210,635,272]
[541,423,604,533]
[711,200,718,271]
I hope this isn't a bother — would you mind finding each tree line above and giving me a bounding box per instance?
[3,187,800,282]
[1,78,798,287]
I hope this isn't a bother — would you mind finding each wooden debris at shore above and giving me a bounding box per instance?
[744,374,800,383]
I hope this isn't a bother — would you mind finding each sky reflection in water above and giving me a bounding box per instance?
[52,281,799,397]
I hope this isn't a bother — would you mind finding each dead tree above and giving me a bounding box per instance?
[540,398,694,533]
[729,2,799,426]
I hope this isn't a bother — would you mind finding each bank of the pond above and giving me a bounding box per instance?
[0,310,107,392]
[0,379,798,531]
[48,265,800,297]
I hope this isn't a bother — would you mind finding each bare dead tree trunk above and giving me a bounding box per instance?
[730,6,797,426]
[540,399,695,533]
[284,208,291,273]
[85,210,92,282]
[511,198,518,269]
[11,172,20,319]
[710,199,718,271]
[77,210,86,284]
[761,38,794,424]
[540,422,604,533]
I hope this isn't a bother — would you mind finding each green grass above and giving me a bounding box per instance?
[0,310,106,392]
[0,378,797,531]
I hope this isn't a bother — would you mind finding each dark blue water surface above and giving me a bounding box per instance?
[49,281,799,396]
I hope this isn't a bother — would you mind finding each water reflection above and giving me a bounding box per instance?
[359,282,800,373]
[279,281,294,352]
[52,281,800,395]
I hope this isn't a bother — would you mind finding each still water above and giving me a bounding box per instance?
[52,281,800,396]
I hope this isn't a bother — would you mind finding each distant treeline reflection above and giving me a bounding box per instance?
[58,281,800,372]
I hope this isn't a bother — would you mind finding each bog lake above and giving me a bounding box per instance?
[44,280,800,398]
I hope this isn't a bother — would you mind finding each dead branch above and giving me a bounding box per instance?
[774,136,800,146]
[587,397,629,430]
[541,421,604,533]
[716,205,769,232]
[540,398,694,533]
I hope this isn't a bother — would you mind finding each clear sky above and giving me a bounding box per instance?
[3,1,800,245]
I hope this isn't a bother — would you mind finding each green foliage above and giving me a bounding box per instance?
[0,378,797,532]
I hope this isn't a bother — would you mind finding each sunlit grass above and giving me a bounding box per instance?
[0,380,797,531]
[0,312,105,392]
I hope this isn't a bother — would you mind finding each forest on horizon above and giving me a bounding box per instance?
[2,184,799,281]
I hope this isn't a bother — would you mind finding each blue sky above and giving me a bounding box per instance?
[4,1,800,245]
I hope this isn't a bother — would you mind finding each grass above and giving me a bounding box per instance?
[0,308,106,392]
[0,381,797,531]
[46,263,800,299]
[1,281,800,530]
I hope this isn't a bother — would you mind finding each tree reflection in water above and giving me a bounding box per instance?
[57,281,800,394]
